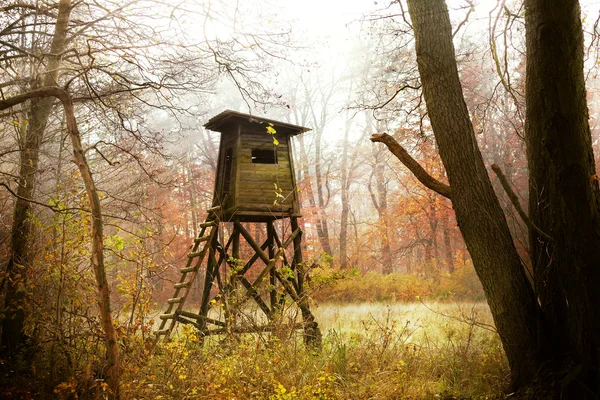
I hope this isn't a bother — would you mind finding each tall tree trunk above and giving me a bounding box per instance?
[424,239,433,272]
[525,0,600,393]
[405,0,543,388]
[375,157,392,274]
[304,84,335,259]
[339,116,351,269]
[184,154,199,239]
[350,210,360,267]
[1,0,71,357]
[297,135,332,256]
[367,118,392,274]
[442,213,454,273]
[427,202,439,279]
[368,155,392,274]
[64,95,120,399]
[313,129,333,257]
[49,116,67,386]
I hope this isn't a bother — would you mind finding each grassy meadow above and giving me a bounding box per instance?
[123,301,508,399]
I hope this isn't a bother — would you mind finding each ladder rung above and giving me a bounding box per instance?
[179,310,201,319]
[159,313,176,320]
[194,236,210,244]
[188,251,203,258]
[168,297,184,304]
[177,311,225,327]
[180,266,197,273]
[200,221,215,228]
[156,329,170,335]
[174,282,191,289]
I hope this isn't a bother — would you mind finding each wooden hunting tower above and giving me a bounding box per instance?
[155,110,321,347]
[205,110,307,221]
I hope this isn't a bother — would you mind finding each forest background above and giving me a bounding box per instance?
[1,0,600,398]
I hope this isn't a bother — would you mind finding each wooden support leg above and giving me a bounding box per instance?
[198,232,233,329]
[232,229,240,273]
[291,217,322,349]
[267,221,278,314]
[291,217,304,292]
[228,228,240,329]
[184,219,322,345]
[198,243,217,332]
[271,228,300,294]
[212,239,269,299]
[217,223,273,321]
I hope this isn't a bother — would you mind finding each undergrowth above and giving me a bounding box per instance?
[120,303,507,400]
[311,263,485,303]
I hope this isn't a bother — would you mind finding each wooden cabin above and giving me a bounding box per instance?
[204,110,309,222]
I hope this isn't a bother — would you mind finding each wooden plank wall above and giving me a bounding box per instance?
[236,129,297,213]
[214,127,239,208]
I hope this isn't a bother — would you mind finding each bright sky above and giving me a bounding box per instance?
[172,0,600,136]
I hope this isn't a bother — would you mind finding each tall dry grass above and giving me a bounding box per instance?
[311,265,485,303]
[122,301,508,399]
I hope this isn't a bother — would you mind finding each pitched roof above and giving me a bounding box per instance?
[204,110,310,135]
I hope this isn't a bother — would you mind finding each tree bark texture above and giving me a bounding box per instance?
[525,0,600,393]
[405,0,543,388]
[1,0,71,357]
[442,213,453,273]
[491,163,551,241]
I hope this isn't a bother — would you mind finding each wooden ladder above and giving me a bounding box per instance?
[154,204,222,339]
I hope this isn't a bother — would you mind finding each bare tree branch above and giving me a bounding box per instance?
[452,0,475,38]
[370,132,451,199]
[0,182,86,212]
[490,163,552,241]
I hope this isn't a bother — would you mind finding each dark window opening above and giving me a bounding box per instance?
[222,148,233,194]
[251,149,277,164]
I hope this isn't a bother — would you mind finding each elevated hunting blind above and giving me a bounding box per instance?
[155,110,321,347]
[205,110,308,221]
